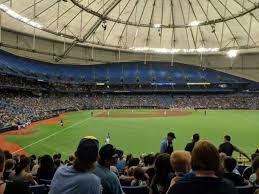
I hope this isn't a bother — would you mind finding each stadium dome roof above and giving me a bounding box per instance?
[1,0,259,58]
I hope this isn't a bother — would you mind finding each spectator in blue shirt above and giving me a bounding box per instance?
[93,144,124,194]
[116,150,126,174]
[49,137,102,194]
[160,132,176,154]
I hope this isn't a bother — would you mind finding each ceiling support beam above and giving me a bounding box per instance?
[46,0,84,29]
[58,10,82,34]
[105,0,131,44]
[247,14,253,47]
[56,0,60,32]
[160,0,164,47]
[170,0,176,48]
[79,0,111,38]
[178,0,191,49]
[232,0,259,22]
[210,0,240,48]
[71,0,259,29]
[220,0,228,49]
[118,0,139,47]
[145,0,156,47]
[19,0,45,15]
[131,0,148,47]
[187,0,205,48]
[217,0,256,46]
[55,0,122,62]
[196,0,220,47]
[35,1,58,18]
[32,0,36,50]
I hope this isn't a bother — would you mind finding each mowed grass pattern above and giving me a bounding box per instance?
[6,109,259,158]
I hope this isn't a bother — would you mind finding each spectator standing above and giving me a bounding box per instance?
[185,133,200,152]
[93,144,124,194]
[219,135,251,161]
[49,137,102,194]
[160,132,176,154]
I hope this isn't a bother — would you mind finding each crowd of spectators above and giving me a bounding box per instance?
[0,74,92,93]
[0,93,86,128]
[0,135,258,194]
[0,93,173,128]
[1,91,259,129]
[173,95,259,109]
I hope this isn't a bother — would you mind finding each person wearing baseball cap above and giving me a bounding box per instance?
[185,133,200,153]
[49,137,102,194]
[93,144,124,194]
[160,132,176,154]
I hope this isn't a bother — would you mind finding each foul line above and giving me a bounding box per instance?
[12,117,92,154]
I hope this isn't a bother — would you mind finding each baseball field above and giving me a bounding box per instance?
[0,109,258,159]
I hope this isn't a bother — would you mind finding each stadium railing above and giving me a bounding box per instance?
[236,185,256,194]
[29,184,48,194]
[122,185,149,194]
[237,165,250,175]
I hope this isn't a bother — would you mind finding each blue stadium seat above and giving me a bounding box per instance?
[236,185,255,194]
[122,185,149,194]
[37,179,52,185]
[0,49,251,85]
[237,165,250,175]
[30,184,47,194]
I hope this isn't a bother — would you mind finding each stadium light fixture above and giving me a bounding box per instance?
[0,4,42,29]
[227,50,238,58]
[129,47,219,54]
[153,24,161,28]
[189,21,201,27]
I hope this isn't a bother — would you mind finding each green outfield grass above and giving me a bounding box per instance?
[6,109,259,158]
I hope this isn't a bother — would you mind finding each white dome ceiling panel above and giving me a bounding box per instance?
[87,0,114,14]
[8,0,31,13]
[249,19,259,46]
[97,22,125,47]
[159,28,174,49]
[98,20,118,45]
[121,25,139,48]
[0,0,259,56]
[121,0,144,23]
[130,27,150,48]
[173,28,189,49]
[198,25,220,48]
[209,1,232,19]
[151,0,166,25]
[148,28,164,48]
[161,0,173,26]
[226,19,253,46]
[135,0,154,25]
